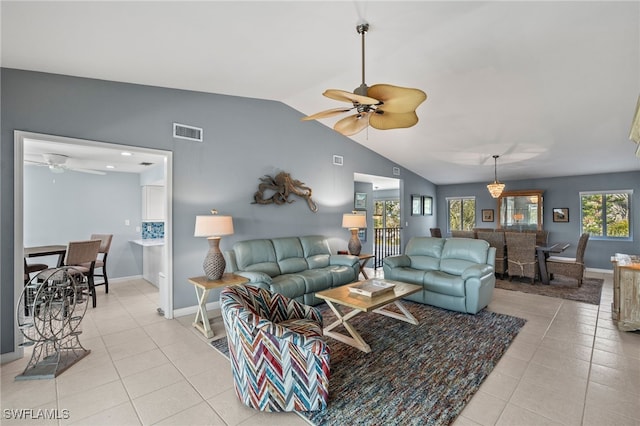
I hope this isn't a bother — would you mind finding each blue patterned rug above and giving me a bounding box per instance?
[211,301,525,425]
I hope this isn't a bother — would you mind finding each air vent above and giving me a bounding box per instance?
[139,162,154,166]
[393,167,400,176]
[173,123,203,142]
[333,155,344,166]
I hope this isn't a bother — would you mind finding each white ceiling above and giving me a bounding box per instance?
[3,1,639,184]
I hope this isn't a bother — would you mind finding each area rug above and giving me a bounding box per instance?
[495,275,604,305]
[211,301,526,426]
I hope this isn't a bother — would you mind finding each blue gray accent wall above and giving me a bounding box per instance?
[437,171,640,270]
[0,68,436,354]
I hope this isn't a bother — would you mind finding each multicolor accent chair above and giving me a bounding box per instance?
[220,285,330,412]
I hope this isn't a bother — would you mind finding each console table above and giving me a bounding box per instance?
[188,274,248,338]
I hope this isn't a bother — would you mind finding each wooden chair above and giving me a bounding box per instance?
[505,232,538,283]
[88,234,113,294]
[430,228,442,238]
[546,233,590,286]
[477,231,506,278]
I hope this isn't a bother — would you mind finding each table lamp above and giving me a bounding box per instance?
[194,209,234,280]
[342,212,367,256]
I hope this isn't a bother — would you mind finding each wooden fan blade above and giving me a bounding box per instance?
[301,107,354,121]
[334,112,371,136]
[323,89,380,105]
[369,111,419,130]
[367,84,427,113]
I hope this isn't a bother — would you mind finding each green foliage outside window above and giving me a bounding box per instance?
[448,197,476,231]
[581,192,630,238]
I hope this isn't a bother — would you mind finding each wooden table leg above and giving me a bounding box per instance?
[373,300,419,325]
[359,257,372,279]
[322,301,371,353]
[192,286,214,338]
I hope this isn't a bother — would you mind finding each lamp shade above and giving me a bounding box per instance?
[342,213,366,229]
[487,182,505,198]
[194,215,234,237]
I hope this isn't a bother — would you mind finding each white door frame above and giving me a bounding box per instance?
[10,130,173,362]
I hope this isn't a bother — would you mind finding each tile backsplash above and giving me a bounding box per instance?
[142,221,164,239]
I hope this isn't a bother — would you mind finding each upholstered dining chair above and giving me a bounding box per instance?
[505,232,538,283]
[430,228,442,238]
[220,285,330,412]
[41,240,102,308]
[546,233,590,286]
[451,230,476,239]
[477,231,507,278]
[87,234,113,294]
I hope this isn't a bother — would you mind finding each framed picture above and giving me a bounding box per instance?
[553,208,569,222]
[482,209,494,222]
[354,192,367,210]
[422,196,433,215]
[411,194,422,216]
[358,228,366,242]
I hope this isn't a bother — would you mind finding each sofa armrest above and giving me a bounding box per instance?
[255,319,328,352]
[329,254,359,267]
[383,255,411,269]
[461,264,494,280]
[235,271,273,285]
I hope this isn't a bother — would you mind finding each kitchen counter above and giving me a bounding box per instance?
[130,238,165,247]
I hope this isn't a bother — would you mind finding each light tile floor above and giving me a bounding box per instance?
[1,271,639,425]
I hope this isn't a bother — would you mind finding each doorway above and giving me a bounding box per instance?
[13,131,173,357]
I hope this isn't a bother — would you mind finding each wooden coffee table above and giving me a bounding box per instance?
[315,279,421,353]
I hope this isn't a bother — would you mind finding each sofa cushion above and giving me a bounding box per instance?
[270,274,306,300]
[440,239,490,275]
[300,235,332,269]
[272,237,308,274]
[295,269,333,293]
[424,271,465,297]
[386,267,427,285]
[233,239,280,277]
[405,237,444,271]
[324,265,357,287]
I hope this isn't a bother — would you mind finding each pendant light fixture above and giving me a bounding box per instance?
[487,155,505,198]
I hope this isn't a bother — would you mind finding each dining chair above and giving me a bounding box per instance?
[87,234,113,294]
[477,231,507,278]
[451,230,475,239]
[535,230,550,246]
[24,258,48,285]
[40,240,102,308]
[546,233,590,286]
[505,232,538,283]
[430,228,442,238]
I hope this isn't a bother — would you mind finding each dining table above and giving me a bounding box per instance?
[536,242,570,285]
[24,244,67,268]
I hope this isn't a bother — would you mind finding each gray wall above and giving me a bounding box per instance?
[1,68,436,354]
[436,171,640,269]
[24,165,143,277]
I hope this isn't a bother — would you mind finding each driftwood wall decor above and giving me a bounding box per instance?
[252,171,318,212]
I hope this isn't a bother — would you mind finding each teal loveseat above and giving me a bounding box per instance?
[224,235,360,306]
[383,237,496,314]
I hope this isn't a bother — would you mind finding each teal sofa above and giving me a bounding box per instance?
[224,235,359,306]
[383,237,496,314]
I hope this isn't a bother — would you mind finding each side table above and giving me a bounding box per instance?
[188,273,248,338]
[357,254,375,279]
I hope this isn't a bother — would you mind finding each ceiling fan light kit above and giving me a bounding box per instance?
[303,21,426,136]
[26,153,106,175]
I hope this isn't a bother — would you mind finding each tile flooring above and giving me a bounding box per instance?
[1,271,639,425]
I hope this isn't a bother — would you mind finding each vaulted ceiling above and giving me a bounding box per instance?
[2,1,639,184]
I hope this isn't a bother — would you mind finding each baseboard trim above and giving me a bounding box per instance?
[109,275,143,283]
[173,301,221,318]
[586,267,613,275]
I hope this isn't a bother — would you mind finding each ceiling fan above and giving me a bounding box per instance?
[25,153,106,175]
[302,22,427,136]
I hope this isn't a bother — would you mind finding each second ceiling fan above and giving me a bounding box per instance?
[303,22,427,136]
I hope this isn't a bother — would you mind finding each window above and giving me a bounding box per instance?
[580,190,632,239]
[447,197,476,231]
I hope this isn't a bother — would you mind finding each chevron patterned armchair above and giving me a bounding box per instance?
[220,285,330,412]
